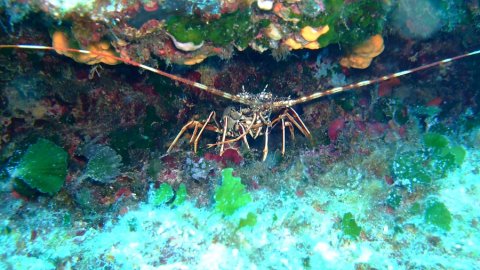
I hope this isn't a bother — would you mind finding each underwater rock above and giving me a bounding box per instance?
[0,0,392,65]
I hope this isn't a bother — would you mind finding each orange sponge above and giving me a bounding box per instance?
[52,31,119,65]
[340,35,384,69]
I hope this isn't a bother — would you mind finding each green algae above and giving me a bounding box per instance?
[153,183,175,206]
[341,212,362,239]
[12,139,67,195]
[214,168,252,216]
[173,183,187,206]
[165,1,387,52]
[166,10,255,48]
[83,144,122,183]
[386,190,402,209]
[392,152,432,186]
[238,212,257,229]
[153,183,187,206]
[302,0,387,48]
[425,201,452,231]
[423,132,449,149]
[392,133,466,190]
[166,16,205,45]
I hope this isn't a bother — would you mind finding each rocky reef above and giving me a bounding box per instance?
[1,0,391,66]
[1,1,480,269]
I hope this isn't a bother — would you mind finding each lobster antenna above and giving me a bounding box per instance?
[277,49,480,108]
[0,44,253,106]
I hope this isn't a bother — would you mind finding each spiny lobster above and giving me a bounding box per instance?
[1,44,479,160]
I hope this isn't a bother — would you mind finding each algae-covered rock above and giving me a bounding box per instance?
[11,139,67,195]
[392,133,466,189]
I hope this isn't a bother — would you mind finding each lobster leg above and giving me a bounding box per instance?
[285,122,295,140]
[189,123,200,144]
[220,116,228,155]
[194,111,216,153]
[285,113,310,139]
[286,108,311,138]
[208,113,257,148]
[281,118,286,156]
[167,120,197,153]
[253,125,262,139]
[239,123,251,150]
[262,126,270,161]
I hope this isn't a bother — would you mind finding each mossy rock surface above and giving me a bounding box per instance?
[392,133,466,189]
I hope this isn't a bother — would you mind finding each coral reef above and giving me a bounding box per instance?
[1,0,480,269]
[0,0,391,65]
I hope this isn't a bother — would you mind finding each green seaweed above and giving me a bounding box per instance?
[153,183,174,206]
[164,1,387,54]
[425,201,452,231]
[165,16,205,45]
[214,168,252,216]
[423,133,449,149]
[173,183,188,206]
[450,146,466,166]
[238,212,258,230]
[165,10,255,48]
[409,202,422,215]
[84,145,122,183]
[302,0,387,48]
[153,183,188,206]
[341,212,362,239]
[392,133,466,190]
[423,133,466,178]
[11,139,67,195]
[392,152,432,186]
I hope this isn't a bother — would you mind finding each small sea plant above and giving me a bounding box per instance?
[82,144,122,183]
[237,212,257,230]
[214,168,252,216]
[153,183,174,205]
[424,200,452,231]
[152,183,187,206]
[10,138,68,195]
[341,212,362,239]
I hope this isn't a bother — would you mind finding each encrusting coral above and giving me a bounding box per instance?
[339,34,385,69]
